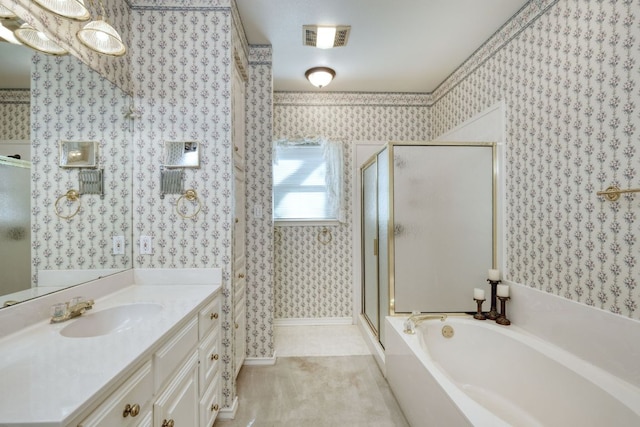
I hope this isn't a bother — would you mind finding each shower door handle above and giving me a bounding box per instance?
[373,238,378,256]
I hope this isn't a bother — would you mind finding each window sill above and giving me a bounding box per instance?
[274,219,341,227]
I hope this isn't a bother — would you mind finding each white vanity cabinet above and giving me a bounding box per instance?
[77,291,221,427]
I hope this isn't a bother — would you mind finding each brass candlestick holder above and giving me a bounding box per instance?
[473,298,486,320]
[486,279,500,320]
[496,296,511,325]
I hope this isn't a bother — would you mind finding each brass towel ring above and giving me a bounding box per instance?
[54,189,81,219]
[176,189,202,219]
[317,227,332,245]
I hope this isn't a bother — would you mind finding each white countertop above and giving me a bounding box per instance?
[0,283,219,426]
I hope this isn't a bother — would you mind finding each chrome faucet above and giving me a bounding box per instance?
[403,313,447,334]
[50,297,95,323]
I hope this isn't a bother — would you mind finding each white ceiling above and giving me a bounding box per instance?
[235,0,529,93]
[1,1,530,92]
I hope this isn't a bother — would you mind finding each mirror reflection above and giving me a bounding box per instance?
[0,37,133,308]
[163,141,200,168]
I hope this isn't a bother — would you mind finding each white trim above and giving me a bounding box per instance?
[274,317,353,326]
[358,314,386,375]
[275,219,341,227]
[217,396,239,420]
[243,351,277,366]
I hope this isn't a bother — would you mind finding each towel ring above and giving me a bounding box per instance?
[176,189,202,219]
[317,227,332,245]
[54,189,81,219]
[274,228,282,244]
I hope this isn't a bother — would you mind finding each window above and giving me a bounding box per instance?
[273,139,344,223]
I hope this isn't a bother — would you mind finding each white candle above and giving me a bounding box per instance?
[488,269,500,281]
[474,288,485,300]
[497,284,509,297]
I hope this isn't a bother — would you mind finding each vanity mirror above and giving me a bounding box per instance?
[163,141,200,168]
[0,40,133,308]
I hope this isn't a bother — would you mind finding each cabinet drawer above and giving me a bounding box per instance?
[78,361,153,427]
[198,293,220,339]
[198,328,220,395]
[154,317,198,390]
[199,373,221,427]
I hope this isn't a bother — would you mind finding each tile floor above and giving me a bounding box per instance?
[214,325,409,427]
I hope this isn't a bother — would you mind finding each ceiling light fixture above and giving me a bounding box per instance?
[14,23,68,55]
[0,5,17,19]
[303,25,351,49]
[0,21,22,45]
[315,26,337,49]
[32,0,90,21]
[76,0,126,56]
[305,67,335,89]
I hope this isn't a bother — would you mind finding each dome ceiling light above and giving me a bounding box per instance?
[32,0,91,21]
[0,5,17,19]
[76,0,126,56]
[305,67,335,89]
[14,23,68,55]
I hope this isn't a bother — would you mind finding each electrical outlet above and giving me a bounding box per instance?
[112,236,125,255]
[254,205,263,218]
[140,236,152,255]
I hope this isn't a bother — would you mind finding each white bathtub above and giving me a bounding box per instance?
[385,316,640,427]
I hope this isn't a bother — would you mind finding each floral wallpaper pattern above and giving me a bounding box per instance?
[432,0,640,319]
[273,94,430,319]
[273,0,640,322]
[4,0,131,94]
[245,46,275,358]
[128,0,258,407]
[30,54,132,285]
[0,90,30,141]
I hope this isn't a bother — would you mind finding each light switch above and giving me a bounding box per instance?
[254,205,263,218]
[140,236,152,254]
[112,236,125,255]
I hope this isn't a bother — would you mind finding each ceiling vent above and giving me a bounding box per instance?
[303,25,350,48]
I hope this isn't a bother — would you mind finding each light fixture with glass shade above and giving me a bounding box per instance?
[32,0,90,21]
[76,0,126,56]
[305,67,336,88]
[14,23,68,55]
[0,4,17,19]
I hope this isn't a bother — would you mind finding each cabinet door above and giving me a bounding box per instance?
[154,352,198,427]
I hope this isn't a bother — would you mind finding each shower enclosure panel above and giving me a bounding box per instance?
[361,142,496,344]
[0,156,31,300]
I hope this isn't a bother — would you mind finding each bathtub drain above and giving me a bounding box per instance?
[441,325,454,338]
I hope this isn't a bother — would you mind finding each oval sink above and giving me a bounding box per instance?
[60,303,163,338]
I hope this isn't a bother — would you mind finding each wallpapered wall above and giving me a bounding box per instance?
[273,94,430,319]
[30,55,132,283]
[245,46,275,358]
[0,90,30,141]
[432,0,640,319]
[128,0,255,407]
[5,0,131,94]
[272,0,640,322]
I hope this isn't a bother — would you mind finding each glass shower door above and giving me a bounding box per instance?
[0,156,31,301]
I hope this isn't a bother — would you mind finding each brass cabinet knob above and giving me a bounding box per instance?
[211,403,219,412]
[162,419,175,427]
[235,145,239,152]
[122,403,140,418]
[235,322,239,329]
[210,353,219,361]
[238,273,245,279]
[235,218,239,223]
[210,312,219,320]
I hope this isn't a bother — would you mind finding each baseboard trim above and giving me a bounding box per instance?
[218,396,238,420]
[244,351,278,366]
[274,317,353,326]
